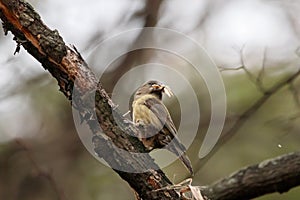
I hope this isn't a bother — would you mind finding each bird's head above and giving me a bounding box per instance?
[135,80,173,100]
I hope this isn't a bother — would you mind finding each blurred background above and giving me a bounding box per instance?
[1,0,300,199]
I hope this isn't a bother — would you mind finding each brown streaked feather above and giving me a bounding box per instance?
[143,97,188,153]
[132,82,194,175]
[143,97,177,136]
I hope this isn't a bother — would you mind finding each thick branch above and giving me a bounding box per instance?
[2,1,300,200]
[202,152,300,200]
[0,0,181,199]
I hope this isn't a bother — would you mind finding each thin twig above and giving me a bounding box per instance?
[289,82,300,108]
[257,47,267,87]
[222,46,267,93]
[196,67,300,172]
[223,68,300,143]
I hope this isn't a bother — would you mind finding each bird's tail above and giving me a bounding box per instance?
[166,136,194,176]
[179,153,194,176]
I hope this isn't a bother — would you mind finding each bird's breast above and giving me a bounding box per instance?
[132,95,162,128]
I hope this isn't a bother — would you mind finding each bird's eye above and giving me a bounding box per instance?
[147,80,159,86]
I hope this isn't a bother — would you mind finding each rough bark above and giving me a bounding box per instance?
[1,0,300,200]
[0,0,180,199]
[202,152,300,200]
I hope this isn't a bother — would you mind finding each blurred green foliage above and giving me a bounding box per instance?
[0,67,300,200]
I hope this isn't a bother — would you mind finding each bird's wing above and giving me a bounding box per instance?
[144,97,187,151]
[143,97,177,136]
[144,97,193,175]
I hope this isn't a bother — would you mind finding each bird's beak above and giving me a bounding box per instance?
[151,83,174,97]
[151,84,163,91]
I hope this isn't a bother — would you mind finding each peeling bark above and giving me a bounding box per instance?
[1,1,300,200]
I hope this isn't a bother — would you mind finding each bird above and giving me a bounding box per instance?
[132,80,193,175]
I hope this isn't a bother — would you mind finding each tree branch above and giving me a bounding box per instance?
[0,0,181,199]
[197,49,300,172]
[202,151,300,200]
[1,1,300,200]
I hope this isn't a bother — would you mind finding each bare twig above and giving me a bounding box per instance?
[197,57,300,172]
[223,68,300,143]
[289,82,300,108]
[221,46,267,93]
[218,65,244,72]
[2,1,300,200]
[215,46,300,148]
[257,47,267,87]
